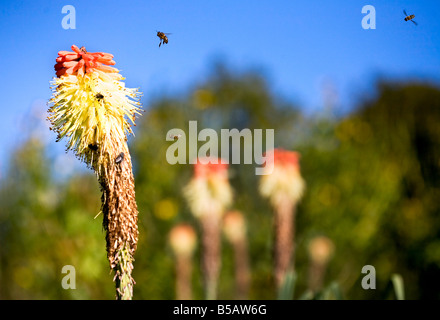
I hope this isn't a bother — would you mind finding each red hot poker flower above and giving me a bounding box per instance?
[259,148,305,207]
[183,157,233,219]
[258,148,305,290]
[54,45,117,77]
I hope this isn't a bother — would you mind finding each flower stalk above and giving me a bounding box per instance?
[259,149,305,291]
[169,224,197,300]
[223,210,250,299]
[48,45,142,299]
[183,158,233,300]
[307,236,334,293]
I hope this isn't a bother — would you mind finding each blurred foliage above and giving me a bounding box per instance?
[1,63,440,299]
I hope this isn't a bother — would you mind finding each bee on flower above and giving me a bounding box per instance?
[48,45,142,173]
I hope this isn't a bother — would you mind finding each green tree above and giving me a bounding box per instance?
[298,82,440,299]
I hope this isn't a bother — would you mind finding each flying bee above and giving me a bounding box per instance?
[403,10,418,26]
[115,152,125,164]
[168,133,182,140]
[156,31,171,47]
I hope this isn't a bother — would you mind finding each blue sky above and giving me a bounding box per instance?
[0,0,439,176]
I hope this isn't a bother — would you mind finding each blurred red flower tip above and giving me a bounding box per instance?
[54,45,117,77]
[263,148,301,169]
[194,158,229,178]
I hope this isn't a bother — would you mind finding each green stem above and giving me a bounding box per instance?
[114,242,135,300]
